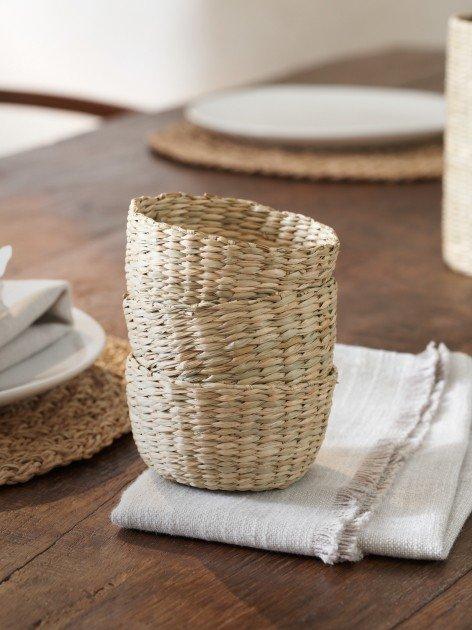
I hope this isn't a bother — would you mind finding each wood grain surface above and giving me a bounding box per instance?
[1,49,471,629]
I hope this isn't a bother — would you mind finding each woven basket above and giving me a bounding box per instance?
[126,355,337,491]
[124,281,336,385]
[126,193,339,304]
[125,193,339,491]
[443,14,472,276]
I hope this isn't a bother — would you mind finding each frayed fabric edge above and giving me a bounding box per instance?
[314,342,449,564]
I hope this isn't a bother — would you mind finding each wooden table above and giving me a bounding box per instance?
[2,49,472,629]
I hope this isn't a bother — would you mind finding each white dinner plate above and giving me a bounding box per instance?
[186,85,445,147]
[0,308,106,406]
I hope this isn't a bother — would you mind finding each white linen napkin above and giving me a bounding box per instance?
[0,279,73,374]
[112,343,472,563]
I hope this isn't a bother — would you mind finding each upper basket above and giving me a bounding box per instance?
[126,193,339,305]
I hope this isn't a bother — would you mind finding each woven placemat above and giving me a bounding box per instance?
[0,336,130,485]
[149,122,443,182]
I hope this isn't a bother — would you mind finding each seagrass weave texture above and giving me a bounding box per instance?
[126,194,338,304]
[124,282,336,385]
[126,356,337,491]
[149,122,443,183]
[0,337,129,485]
[443,15,472,276]
[125,193,339,490]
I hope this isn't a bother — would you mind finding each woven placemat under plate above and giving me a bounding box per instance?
[149,122,443,182]
[0,336,130,485]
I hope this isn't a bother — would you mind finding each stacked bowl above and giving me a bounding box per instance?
[124,193,339,491]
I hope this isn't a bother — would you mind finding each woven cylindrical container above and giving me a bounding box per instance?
[125,193,339,491]
[443,14,472,276]
[124,282,336,384]
[126,355,337,491]
[126,194,338,304]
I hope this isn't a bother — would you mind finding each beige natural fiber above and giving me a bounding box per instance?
[126,193,338,304]
[125,193,338,491]
[0,336,130,485]
[443,14,472,276]
[149,122,443,183]
[126,355,337,491]
[124,282,336,385]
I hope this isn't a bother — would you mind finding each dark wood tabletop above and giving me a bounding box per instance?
[1,49,472,629]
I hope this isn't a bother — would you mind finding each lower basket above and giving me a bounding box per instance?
[126,354,337,491]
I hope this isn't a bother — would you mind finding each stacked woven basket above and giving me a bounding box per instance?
[124,193,339,491]
[443,14,472,277]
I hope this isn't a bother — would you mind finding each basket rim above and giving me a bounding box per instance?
[129,193,339,256]
[127,354,337,392]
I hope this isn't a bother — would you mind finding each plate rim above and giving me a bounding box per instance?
[0,307,106,406]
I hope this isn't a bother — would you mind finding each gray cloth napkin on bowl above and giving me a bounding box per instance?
[112,343,472,563]
[0,279,73,374]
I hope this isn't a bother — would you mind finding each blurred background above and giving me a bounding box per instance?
[0,0,469,158]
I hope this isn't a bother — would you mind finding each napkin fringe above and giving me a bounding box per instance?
[315,343,448,563]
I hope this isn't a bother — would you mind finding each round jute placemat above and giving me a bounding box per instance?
[149,122,443,182]
[0,336,130,486]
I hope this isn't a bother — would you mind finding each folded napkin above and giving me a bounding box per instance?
[0,279,73,375]
[112,343,472,563]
